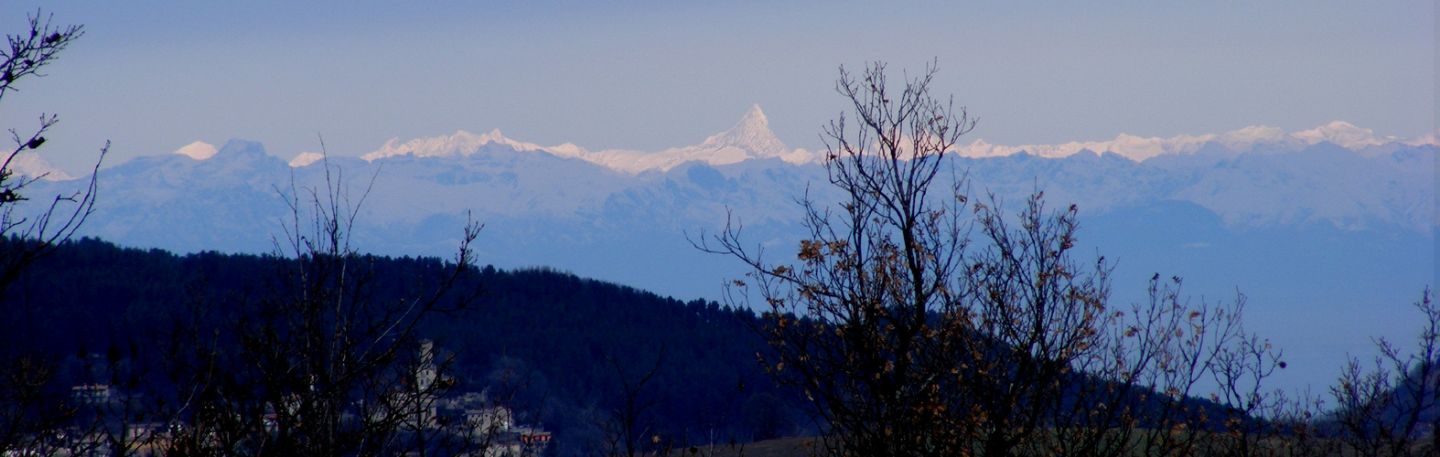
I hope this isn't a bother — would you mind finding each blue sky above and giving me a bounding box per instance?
[0,1,1433,173]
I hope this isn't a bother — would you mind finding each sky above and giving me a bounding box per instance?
[0,1,1434,174]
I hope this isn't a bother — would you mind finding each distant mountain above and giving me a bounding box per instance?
[356,104,816,174]
[21,107,1434,271]
[15,110,1436,393]
[6,151,73,181]
[953,120,1436,161]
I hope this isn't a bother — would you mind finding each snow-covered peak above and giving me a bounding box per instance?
[6,152,72,181]
[955,121,1434,162]
[698,104,788,158]
[360,104,815,174]
[361,129,554,161]
[1217,125,1290,150]
[359,128,600,163]
[290,151,325,168]
[1406,131,1440,147]
[592,104,816,172]
[174,141,218,161]
[1291,121,1391,149]
[358,110,1434,172]
[742,103,768,126]
[955,133,1213,161]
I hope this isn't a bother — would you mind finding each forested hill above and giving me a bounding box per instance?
[0,237,807,456]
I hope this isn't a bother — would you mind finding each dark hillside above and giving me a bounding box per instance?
[1,237,1323,456]
[0,237,808,455]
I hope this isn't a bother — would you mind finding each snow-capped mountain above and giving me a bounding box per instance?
[5,152,73,181]
[359,128,582,162]
[174,141,219,161]
[36,107,1428,246]
[577,104,817,173]
[954,120,1437,161]
[345,105,816,174]
[696,104,791,157]
[17,120,1432,396]
[289,151,325,167]
[8,110,1432,400]
[19,115,1427,278]
[304,107,1438,232]
[344,104,1436,172]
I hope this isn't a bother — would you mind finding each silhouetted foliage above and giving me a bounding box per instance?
[701,62,1290,457]
[6,228,1438,456]
[0,9,106,292]
[153,164,485,456]
[0,236,805,455]
[0,10,108,456]
[1330,288,1438,457]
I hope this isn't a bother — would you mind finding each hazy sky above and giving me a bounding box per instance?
[0,1,1433,173]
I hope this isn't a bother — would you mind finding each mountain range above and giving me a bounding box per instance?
[13,105,1438,392]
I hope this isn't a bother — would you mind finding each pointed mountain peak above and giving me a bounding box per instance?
[739,104,768,129]
[174,141,218,161]
[722,104,772,138]
[362,129,555,161]
[1326,120,1357,128]
[7,152,72,180]
[700,104,787,157]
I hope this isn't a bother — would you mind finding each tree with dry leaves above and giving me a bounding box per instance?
[703,62,1287,457]
[1330,288,1438,457]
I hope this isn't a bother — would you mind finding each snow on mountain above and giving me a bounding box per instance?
[1406,131,1440,147]
[328,112,1437,233]
[954,122,1435,161]
[701,104,788,155]
[1290,121,1390,149]
[289,151,325,167]
[1215,125,1293,150]
[28,114,1432,240]
[13,125,1432,373]
[5,152,73,181]
[174,141,218,160]
[13,124,1422,400]
[956,134,1201,161]
[581,104,817,173]
[286,151,324,167]
[361,105,816,174]
[359,128,583,162]
[361,104,1434,170]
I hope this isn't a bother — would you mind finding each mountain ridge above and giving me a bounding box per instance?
[338,112,1435,169]
[9,106,1434,182]
[11,124,1434,396]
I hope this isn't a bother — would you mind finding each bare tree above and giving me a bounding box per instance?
[161,156,484,456]
[0,10,108,456]
[1331,288,1438,457]
[702,62,1285,457]
[0,10,106,291]
[703,61,976,457]
[595,350,665,457]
